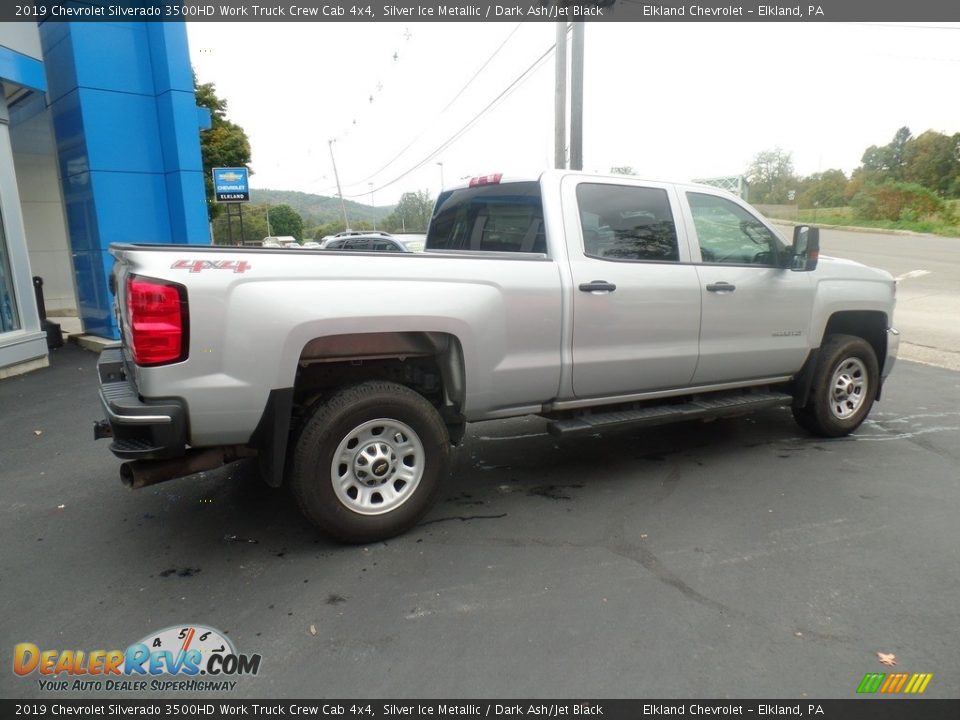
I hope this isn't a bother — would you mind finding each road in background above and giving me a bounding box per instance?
[776,226,960,370]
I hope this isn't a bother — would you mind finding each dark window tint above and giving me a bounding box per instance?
[576,184,679,262]
[373,240,402,252]
[427,181,546,253]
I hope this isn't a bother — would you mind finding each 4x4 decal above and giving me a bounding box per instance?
[171,260,251,273]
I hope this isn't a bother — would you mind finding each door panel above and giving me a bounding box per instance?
[571,259,702,397]
[694,265,812,383]
[569,182,701,398]
[684,191,814,384]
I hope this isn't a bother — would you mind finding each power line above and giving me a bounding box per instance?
[306,24,524,194]
[439,23,525,115]
[343,38,560,199]
[339,23,526,190]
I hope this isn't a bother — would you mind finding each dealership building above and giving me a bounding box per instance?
[0,20,209,377]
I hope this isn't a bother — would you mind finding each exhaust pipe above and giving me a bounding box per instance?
[120,446,255,490]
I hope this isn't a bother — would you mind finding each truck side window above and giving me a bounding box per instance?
[687,192,782,266]
[576,184,679,262]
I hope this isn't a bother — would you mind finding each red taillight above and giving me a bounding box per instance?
[468,173,503,188]
[125,276,187,366]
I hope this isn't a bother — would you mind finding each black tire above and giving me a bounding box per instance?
[290,381,449,543]
[792,334,879,437]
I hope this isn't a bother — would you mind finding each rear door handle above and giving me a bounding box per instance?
[579,281,617,293]
[706,282,736,293]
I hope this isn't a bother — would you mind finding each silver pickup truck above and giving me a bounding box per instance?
[95,170,899,542]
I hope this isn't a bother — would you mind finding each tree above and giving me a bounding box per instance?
[210,203,301,244]
[745,148,797,204]
[195,77,252,221]
[382,190,434,233]
[312,221,344,240]
[266,204,304,239]
[861,126,912,183]
[798,169,848,209]
[610,165,635,175]
[211,203,266,244]
[902,130,960,197]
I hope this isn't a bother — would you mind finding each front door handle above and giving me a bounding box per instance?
[706,282,736,293]
[579,281,617,293]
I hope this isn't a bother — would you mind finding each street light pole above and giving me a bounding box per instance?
[328,139,350,230]
[436,161,445,189]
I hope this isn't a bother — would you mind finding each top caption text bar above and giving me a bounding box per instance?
[5,0,960,22]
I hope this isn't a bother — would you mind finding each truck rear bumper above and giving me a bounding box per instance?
[97,347,187,460]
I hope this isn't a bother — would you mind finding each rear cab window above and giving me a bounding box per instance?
[426,181,546,253]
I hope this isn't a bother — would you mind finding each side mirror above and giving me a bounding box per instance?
[789,225,820,271]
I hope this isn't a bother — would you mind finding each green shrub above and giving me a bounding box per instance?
[851,181,944,221]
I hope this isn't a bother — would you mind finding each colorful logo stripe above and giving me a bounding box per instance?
[857,673,932,694]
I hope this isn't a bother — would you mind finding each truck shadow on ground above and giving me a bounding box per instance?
[68,405,890,661]
[105,405,837,562]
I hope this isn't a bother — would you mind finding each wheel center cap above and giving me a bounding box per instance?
[372,460,390,477]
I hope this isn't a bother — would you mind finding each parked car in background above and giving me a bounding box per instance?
[262,236,299,248]
[393,234,426,252]
[321,235,412,252]
[319,230,394,247]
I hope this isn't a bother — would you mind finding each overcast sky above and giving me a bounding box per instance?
[187,21,960,206]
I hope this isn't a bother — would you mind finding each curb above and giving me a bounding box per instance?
[69,334,119,354]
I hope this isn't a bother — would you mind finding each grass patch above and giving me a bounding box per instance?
[763,205,960,238]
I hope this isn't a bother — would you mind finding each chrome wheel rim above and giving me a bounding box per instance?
[829,357,868,420]
[330,418,424,516]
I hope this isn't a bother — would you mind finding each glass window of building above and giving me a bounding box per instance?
[0,205,21,333]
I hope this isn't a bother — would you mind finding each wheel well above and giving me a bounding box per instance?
[792,310,889,410]
[253,332,466,488]
[293,331,466,436]
[821,311,888,371]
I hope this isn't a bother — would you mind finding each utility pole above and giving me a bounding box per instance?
[569,22,585,171]
[554,20,568,169]
[265,205,272,236]
[328,139,350,230]
[369,183,376,230]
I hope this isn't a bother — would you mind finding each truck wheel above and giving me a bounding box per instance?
[792,334,879,437]
[291,381,449,543]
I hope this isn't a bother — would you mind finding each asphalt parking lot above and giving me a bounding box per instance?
[2,344,958,699]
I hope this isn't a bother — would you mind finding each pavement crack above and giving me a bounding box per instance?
[418,513,507,527]
[527,484,584,501]
[608,541,730,615]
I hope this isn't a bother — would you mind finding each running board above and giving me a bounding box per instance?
[546,391,793,438]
